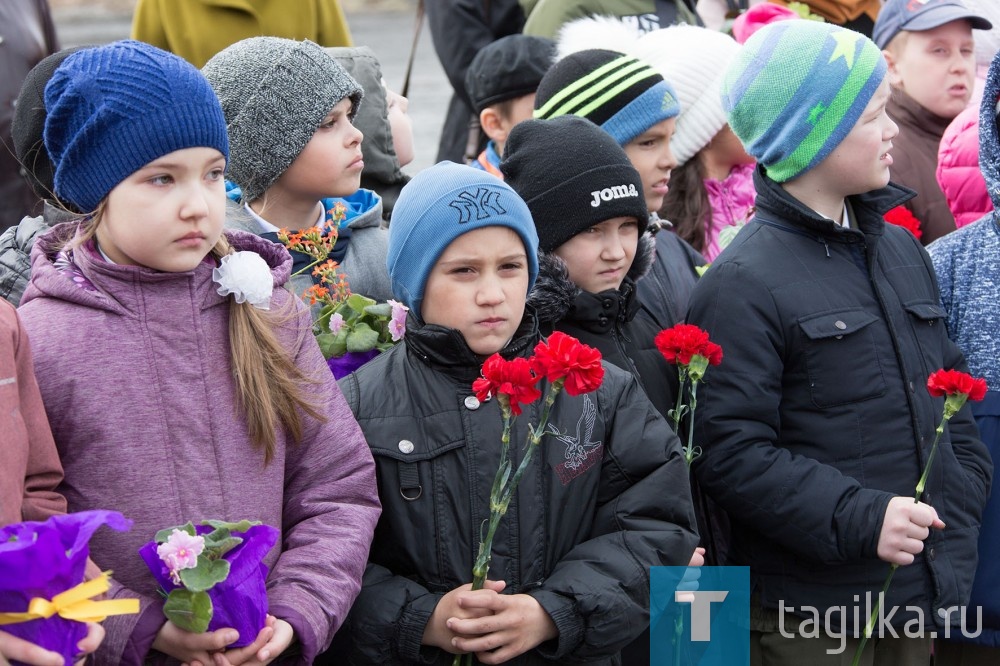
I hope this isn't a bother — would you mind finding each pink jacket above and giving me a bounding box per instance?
[704,162,756,261]
[0,299,64,526]
[937,105,994,229]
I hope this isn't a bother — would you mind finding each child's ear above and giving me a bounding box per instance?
[480,108,508,143]
[882,49,904,88]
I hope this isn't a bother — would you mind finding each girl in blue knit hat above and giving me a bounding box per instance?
[336,160,698,665]
[16,40,380,665]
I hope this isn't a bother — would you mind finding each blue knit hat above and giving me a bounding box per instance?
[44,40,229,212]
[722,21,887,183]
[387,162,539,320]
[533,49,680,146]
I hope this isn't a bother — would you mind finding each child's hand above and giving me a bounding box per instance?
[73,622,105,665]
[688,546,706,567]
[447,592,558,664]
[212,616,294,666]
[152,621,239,666]
[0,629,64,666]
[422,580,507,652]
[877,496,946,566]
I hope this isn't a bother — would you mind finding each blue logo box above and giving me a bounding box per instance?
[650,566,750,665]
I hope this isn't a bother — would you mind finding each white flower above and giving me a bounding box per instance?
[213,251,273,310]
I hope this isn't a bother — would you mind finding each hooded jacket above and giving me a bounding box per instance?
[337,312,699,665]
[326,46,411,222]
[17,223,380,664]
[637,225,706,329]
[687,167,991,634]
[528,233,677,419]
[926,62,1000,646]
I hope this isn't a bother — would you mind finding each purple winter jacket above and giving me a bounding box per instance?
[17,223,380,665]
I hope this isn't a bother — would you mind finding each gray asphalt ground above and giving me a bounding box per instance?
[50,3,452,174]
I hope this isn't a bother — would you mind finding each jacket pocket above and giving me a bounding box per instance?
[799,309,887,408]
[369,430,466,503]
[902,301,946,360]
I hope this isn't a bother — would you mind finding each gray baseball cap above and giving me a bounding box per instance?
[874,0,992,49]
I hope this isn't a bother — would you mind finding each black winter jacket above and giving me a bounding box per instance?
[338,312,699,664]
[528,234,677,420]
[687,168,992,633]
[636,222,705,329]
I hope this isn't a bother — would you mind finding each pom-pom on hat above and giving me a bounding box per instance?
[501,116,648,253]
[387,162,539,320]
[533,49,679,146]
[722,21,887,183]
[873,0,992,50]
[466,34,556,114]
[202,37,363,203]
[43,40,229,213]
[632,26,742,166]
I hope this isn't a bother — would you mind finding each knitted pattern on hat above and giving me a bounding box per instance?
[202,37,363,203]
[722,21,887,183]
[466,34,555,113]
[634,25,741,166]
[43,40,229,213]
[533,49,679,146]
[501,116,649,252]
[387,162,539,320]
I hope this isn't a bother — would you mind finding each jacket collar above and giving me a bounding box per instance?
[752,165,914,241]
[888,88,954,140]
[402,308,541,384]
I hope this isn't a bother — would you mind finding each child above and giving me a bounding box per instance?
[533,48,705,328]
[634,25,757,261]
[338,161,699,665]
[687,21,990,663]
[465,34,555,177]
[202,37,393,303]
[503,116,677,421]
[17,40,380,664]
[873,0,992,244]
[927,50,1000,665]
[327,45,414,222]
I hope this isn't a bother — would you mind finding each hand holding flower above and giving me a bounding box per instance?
[424,580,507,653]
[213,616,294,666]
[447,592,558,664]
[876,497,945,566]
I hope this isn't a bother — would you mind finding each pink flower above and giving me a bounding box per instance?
[157,529,205,584]
[389,299,408,342]
[329,312,345,335]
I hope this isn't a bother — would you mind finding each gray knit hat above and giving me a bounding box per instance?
[202,37,363,202]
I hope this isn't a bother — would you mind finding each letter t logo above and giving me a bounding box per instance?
[675,591,728,641]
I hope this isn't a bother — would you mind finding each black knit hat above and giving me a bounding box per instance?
[11,46,87,205]
[500,116,648,253]
[533,48,679,147]
[466,35,555,114]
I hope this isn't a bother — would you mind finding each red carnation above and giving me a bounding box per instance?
[655,324,723,367]
[472,354,541,416]
[530,331,604,397]
[927,369,988,402]
[884,206,923,240]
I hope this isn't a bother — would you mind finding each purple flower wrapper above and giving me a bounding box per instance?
[0,510,133,666]
[327,349,380,379]
[139,523,279,647]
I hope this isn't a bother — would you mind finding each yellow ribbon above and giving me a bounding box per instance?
[0,572,139,626]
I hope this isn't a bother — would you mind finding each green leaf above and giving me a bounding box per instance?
[346,293,376,312]
[316,332,340,359]
[316,304,337,333]
[346,323,379,352]
[330,327,349,357]
[178,557,230,592]
[201,519,257,533]
[363,302,392,318]
[154,521,196,543]
[163,589,213,633]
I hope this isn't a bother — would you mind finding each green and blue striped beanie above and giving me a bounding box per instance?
[533,49,679,146]
[722,21,887,183]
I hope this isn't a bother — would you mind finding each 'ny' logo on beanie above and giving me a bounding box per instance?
[449,188,508,223]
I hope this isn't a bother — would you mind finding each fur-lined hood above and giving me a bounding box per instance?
[980,52,1000,211]
[528,231,655,325]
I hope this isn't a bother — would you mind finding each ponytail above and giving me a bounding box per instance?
[213,236,324,464]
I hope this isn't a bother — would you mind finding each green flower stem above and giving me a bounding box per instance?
[671,367,688,435]
[455,381,563,666]
[291,256,325,279]
[851,406,960,666]
[685,380,700,467]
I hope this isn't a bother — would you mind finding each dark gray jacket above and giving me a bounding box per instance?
[338,313,699,664]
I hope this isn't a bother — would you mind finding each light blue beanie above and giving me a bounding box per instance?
[387,161,539,320]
